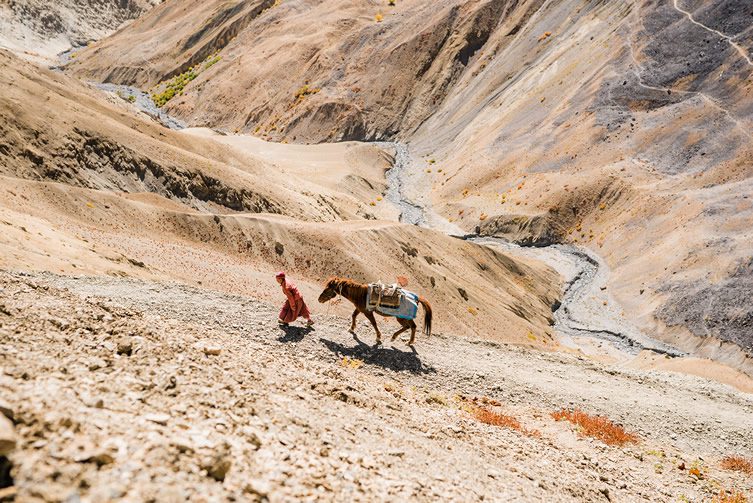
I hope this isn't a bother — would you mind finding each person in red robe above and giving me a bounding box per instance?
[276,271,313,327]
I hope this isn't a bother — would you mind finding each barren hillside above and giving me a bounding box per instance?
[0,50,559,343]
[1,1,753,502]
[1,270,752,501]
[68,0,753,373]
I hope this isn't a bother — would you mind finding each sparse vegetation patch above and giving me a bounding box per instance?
[469,405,541,437]
[713,490,748,503]
[293,84,321,102]
[721,456,753,475]
[551,408,638,446]
[151,53,222,107]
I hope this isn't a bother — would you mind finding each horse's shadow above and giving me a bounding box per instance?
[277,324,314,343]
[320,332,436,375]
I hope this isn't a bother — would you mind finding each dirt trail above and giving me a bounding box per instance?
[2,270,752,502]
[46,273,753,458]
[671,0,753,67]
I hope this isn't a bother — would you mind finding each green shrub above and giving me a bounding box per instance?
[294,84,320,100]
[151,53,222,107]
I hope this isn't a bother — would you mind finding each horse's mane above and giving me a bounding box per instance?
[327,276,364,287]
[327,276,368,297]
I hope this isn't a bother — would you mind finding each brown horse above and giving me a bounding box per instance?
[318,277,432,346]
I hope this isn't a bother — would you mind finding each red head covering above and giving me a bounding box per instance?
[275,271,286,279]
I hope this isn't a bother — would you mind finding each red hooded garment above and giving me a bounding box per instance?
[278,277,311,323]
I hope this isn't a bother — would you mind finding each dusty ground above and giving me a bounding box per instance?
[2,270,753,502]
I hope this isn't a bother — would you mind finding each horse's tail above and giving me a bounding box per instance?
[418,296,432,337]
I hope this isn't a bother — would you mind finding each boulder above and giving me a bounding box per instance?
[0,415,17,457]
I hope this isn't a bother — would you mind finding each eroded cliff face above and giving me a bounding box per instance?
[67,0,551,142]
[0,0,161,63]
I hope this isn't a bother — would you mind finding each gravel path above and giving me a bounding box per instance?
[45,272,753,459]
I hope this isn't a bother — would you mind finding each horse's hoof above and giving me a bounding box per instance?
[349,329,356,335]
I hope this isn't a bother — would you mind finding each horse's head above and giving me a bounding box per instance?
[318,278,339,303]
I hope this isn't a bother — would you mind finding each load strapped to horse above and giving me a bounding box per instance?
[365,282,419,320]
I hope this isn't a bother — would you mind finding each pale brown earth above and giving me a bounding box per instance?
[67,0,753,374]
[1,270,753,502]
[1,1,753,501]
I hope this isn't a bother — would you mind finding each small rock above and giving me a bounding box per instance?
[82,452,115,467]
[0,399,13,421]
[163,375,178,391]
[87,358,107,371]
[244,480,270,500]
[241,427,262,449]
[171,436,194,453]
[0,415,17,456]
[116,340,133,356]
[203,345,222,356]
[204,445,232,482]
[145,413,170,426]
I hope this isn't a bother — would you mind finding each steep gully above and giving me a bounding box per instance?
[381,142,683,358]
[80,73,682,358]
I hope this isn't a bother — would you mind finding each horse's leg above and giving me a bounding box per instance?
[407,319,417,346]
[391,318,409,341]
[363,311,382,345]
[350,309,359,333]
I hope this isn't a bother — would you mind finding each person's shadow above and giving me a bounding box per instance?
[320,332,436,374]
[277,324,314,343]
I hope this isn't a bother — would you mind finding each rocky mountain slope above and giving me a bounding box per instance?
[1,270,752,501]
[67,0,753,372]
[0,50,559,344]
[0,0,161,64]
[1,1,753,501]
